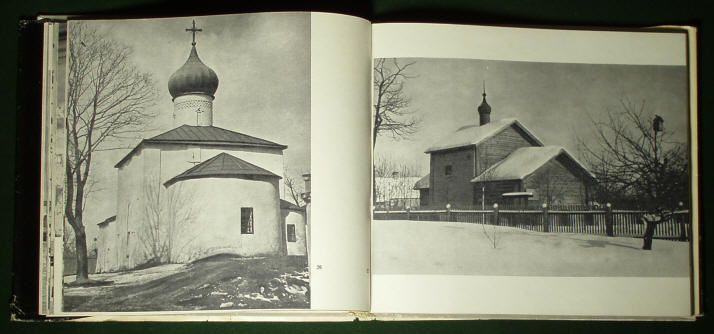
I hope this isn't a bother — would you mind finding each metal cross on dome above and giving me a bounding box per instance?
[186,20,202,46]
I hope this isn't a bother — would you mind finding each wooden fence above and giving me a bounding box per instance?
[373,208,691,241]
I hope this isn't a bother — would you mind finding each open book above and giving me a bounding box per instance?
[34,12,700,321]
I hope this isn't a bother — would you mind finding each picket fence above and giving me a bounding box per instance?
[373,208,691,241]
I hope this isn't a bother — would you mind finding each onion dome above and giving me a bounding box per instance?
[477,82,491,115]
[168,45,219,99]
[477,81,492,125]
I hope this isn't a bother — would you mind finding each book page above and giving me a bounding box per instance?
[41,11,371,317]
[370,23,698,318]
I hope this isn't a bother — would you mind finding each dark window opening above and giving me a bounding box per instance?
[445,165,453,176]
[287,224,296,242]
[241,207,254,234]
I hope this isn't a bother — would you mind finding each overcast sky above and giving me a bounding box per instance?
[373,58,690,176]
[72,13,310,243]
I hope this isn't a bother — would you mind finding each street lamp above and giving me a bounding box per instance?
[653,115,664,163]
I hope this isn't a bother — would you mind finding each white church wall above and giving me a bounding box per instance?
[104,143,287,272]
[109,146,146,272]
[109,146,164,271]
[169,177,283,261]
[284,210,307,256]
[95,224,111,273]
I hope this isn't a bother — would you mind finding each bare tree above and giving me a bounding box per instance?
[579,99,688,250]
[373,58,420,148]
[474,146,500,248]
[373,158,421,210]
[530,165,568,207]
[372,58,420,205]
[65,22,157,282]
[284,173,305,207]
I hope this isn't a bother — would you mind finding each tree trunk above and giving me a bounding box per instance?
[74,226,90,282]
[642,220,657,250]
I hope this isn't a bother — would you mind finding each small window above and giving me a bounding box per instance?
[444,165,453,176]
[287,224,296,242]
[241,207,254,234]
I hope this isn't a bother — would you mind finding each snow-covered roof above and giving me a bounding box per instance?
[375,176,421,202]
[502,192,534,197]
[413,174,430,189]
[425,118,544,153]
[471,146,596,182]
[164,152,280,187]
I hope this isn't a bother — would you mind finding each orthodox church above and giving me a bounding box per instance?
[415,86,596,209]
[96,21,306,273]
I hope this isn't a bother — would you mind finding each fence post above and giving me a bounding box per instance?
[493,203,499,226]
[542,203,549,233]
[446,203,451,222]
[406,206,411,221]
[605,203,614,237]
[678,202,687,241]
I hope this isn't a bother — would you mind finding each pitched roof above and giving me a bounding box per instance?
[425,118,544,153]
[280,199,305,211]
[163,153,280,187]
[470,146,595,182]
[413,174,430,190]
[115,125,286,168]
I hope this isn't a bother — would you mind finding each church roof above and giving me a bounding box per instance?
[425,118,544,153]
[413,173,430,190]
[470,146,596,182]
[164,152,280,187]
[280,199,305,211]
[115,125,286,168]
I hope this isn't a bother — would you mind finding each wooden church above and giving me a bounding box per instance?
[415,86,596,209]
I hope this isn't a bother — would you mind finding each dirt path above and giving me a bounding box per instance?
[64,255,309,312]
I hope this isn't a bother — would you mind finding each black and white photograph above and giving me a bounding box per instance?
[372,57,692,277]
[60,13,311,312]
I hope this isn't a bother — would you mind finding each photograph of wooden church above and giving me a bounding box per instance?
[414,88,596,208]
[415,87,597,209]
[372,57,691,278]
[62,13,311,311]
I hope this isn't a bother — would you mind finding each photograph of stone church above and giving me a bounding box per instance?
[61,13,311,311]
[372,57,692,278]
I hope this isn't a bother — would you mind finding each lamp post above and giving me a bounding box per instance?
[653,115,664,166]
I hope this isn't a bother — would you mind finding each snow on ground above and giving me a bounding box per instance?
[63,263,186,296]
[372,220,690,277]
[63,255,310,311]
